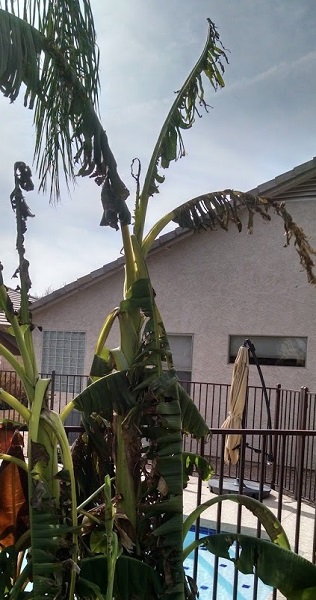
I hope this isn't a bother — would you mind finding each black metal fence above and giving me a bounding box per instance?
[183,382,316,505]
[1,370,316,505]
[1,370,316,598]
[188,428,316,600]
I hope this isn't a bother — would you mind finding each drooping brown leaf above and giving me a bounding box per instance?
[30,440,50,469]
[0,441,28,548]
[0,422,24,453]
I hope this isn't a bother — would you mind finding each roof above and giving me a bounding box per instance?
[249,156,316,199]
[31,156,316,312]
[0,288,36,328]
[31,227,192,311]
[0,288,22,327]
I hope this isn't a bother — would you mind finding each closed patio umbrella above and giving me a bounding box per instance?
[221,345,249,465]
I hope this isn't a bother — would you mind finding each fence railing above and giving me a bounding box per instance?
[1,370,316,504]
[186,428,316,599]
[1,369,316,598]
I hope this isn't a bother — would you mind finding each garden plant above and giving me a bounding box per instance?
[1,2,316,599]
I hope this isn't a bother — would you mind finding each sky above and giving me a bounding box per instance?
[1,0,316,296]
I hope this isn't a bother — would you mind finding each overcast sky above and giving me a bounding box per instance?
[1,0,316,295]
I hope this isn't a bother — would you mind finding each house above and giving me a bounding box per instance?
[30,158,316,392]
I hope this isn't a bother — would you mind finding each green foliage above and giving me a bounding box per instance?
[207,534,316,600]
[134,19,228,242]
[0,2,128,204]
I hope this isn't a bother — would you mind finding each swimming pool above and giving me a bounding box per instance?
[184,528,273,600]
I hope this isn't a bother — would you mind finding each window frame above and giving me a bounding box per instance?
[228,335,307,367]
[166,333,193,382]
[41,330,86,392]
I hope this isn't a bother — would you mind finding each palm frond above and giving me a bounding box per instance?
[134,18,228,241]
[0,6,129,206]
[2,0,99,104]
[171,190,316,284]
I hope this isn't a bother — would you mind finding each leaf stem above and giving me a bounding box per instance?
[141,210,176,257]
[121,223,136,296]
[0,325,33,400]
[28,379,50,442]
[94,308,119,356]
[77,481,108,511]
[78,509,101,525]
[60,400,75,423]
[40,409,78,600]
[0,388,31,422]
[0,453,28,471]
[7,316,35,387]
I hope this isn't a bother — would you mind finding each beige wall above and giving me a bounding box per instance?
[32,197,316,392]
[147,198,316,390]
[0,357,14,371]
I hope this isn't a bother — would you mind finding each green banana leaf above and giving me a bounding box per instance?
[182,452,213,486]
[73,370,136,418]
[206,533,316,600]
[183,493,290,547]
[147,372,209,438]
[134,18,228,241]
[182,494,310,599]
[77,554,162,599]
[30,506,80,599]
[0,545,17,597]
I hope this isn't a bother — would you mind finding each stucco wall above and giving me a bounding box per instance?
[32,197,316,392]
[32,269,124,376]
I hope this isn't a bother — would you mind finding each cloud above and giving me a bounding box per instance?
[1,1,316,295]
[226,50,316,93]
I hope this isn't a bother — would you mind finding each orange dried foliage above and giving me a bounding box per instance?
[0,431,28,548]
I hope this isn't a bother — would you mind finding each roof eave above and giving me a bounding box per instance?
[31,156,316,312]
[248,156,316,198]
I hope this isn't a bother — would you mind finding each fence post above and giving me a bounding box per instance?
[193,436,204,582]
[294,386,308,500]
[50,370,56,410]
[271,383,281,490]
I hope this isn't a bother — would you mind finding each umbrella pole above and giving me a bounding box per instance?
[243,339,274,464]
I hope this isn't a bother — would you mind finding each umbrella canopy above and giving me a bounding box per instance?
[221,345,249,464]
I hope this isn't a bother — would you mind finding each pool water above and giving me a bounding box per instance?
[184,529,273,600]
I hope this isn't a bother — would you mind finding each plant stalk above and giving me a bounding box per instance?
[0,388,31,422]
[40,409,79,600]
[0,453,28,471]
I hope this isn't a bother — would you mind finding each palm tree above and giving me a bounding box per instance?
[0,0,128,202]
[1,2,315,599]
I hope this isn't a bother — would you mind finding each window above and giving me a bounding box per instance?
[41,331,86,392]
[167,334,193,382]
[229,335,307,367]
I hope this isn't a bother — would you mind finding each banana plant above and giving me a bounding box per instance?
[0,163,80,598]
[61,20,316,600]
[1,3,316,600]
